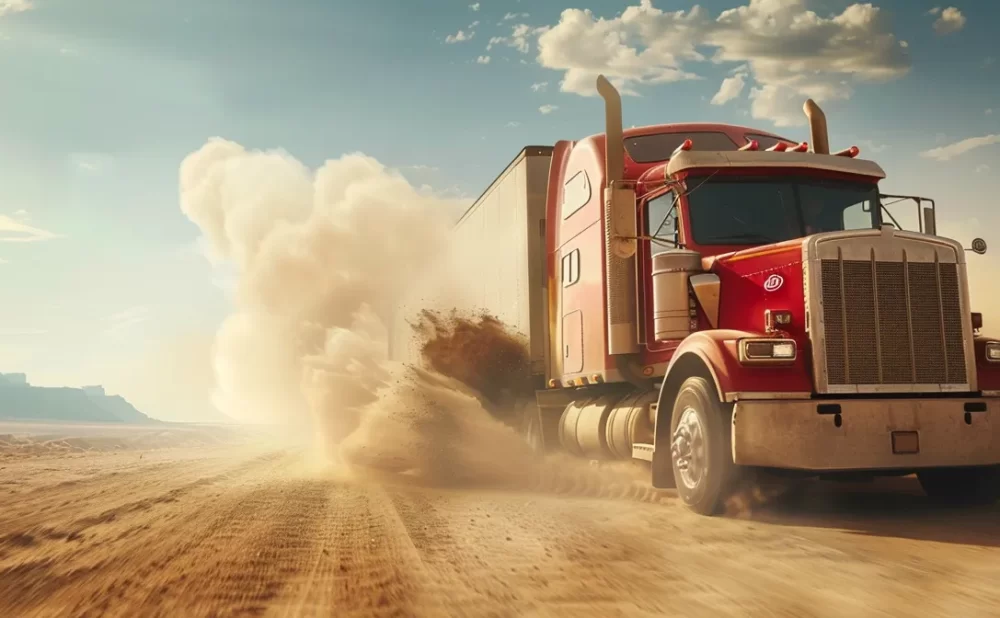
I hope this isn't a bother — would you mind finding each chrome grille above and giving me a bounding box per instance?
[819,258,967,386]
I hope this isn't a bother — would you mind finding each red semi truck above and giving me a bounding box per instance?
[390,75,1000,515]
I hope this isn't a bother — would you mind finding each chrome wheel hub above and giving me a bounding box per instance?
[671,406,707,490]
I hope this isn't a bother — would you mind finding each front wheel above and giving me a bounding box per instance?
[917,466,1000,505]
[669,376,739,515]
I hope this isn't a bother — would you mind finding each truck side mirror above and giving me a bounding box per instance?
[922,206,936,236]
[970,238,988,255]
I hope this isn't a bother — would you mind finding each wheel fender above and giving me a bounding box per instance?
[652,329,791,485]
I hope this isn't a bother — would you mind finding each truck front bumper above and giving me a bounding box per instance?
[732,396,1000,471]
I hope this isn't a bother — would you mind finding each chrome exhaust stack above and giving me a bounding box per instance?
[803,99,830,155]
[596,74,638,357]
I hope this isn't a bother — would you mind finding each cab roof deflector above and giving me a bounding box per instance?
[666,150,887,180]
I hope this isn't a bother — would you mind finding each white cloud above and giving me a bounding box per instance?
[70,152,114,173]
[520,0,910,126]
[503,12,529,21]
[468,20,480,29]
[531,81,548,91]
[0,215,61,242]
[404,164,439,171]
[487,23,548,54]
[539,104,558,114]
[931,6,965,35]
[445,29,474,43]
[856,139,888,154]
[976,164,990,173]
[469,2,480,11]
[13,209,27,217]
[711,72,746,105]
[0,257,7,264]
[505,121,521,127]
[476,55,491,64]
[920,134,1000,161]
[0,0,32,17]
[987,108,993,116]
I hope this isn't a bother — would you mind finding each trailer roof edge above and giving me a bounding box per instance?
[455,146,555,226]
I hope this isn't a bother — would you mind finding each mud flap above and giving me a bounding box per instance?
[533,389,576,453]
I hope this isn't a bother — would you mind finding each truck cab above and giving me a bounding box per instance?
[534,75,1000,515]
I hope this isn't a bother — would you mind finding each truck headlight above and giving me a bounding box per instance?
[738,338,797,364]
[986,342,1000,363]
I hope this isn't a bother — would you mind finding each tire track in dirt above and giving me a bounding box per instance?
[0,449,299,617]
[0,447,283,534]
[385,487,683,617]
[268,483,438,618]
[0,445,259,493]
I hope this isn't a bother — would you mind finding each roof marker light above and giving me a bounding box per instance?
[788,142,809,153]
[739,139,759,151]
[672,138,693,157]
[766,142,789,152]
[833,145,860,158]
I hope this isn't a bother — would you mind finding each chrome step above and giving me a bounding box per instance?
[632,442,654,462]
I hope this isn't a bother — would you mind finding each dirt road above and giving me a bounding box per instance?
[2,441,1000,618]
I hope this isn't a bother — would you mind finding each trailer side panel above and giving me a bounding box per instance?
[388,147,553,375]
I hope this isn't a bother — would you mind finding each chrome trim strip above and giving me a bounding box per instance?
[726,391,812,401]
[823,383,970,394]
[903,249,917,382]
[870,247,883,383]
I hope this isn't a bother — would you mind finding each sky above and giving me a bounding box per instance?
[0,0,998,422]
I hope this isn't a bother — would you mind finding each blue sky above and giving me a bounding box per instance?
[0,0,997,421]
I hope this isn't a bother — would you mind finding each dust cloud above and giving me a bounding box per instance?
[179,139,663,502]
[180,139,455,439]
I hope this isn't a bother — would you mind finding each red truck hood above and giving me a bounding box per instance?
[708,238,808,338]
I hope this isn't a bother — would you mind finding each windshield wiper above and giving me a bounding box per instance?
[710,232,780,244]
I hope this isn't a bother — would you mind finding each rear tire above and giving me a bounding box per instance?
[669,376,738,515]
[917,466,1000,505]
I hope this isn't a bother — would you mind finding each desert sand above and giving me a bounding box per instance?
[1,421,999,618]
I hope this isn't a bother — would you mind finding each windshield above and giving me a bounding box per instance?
[685,176,881,246]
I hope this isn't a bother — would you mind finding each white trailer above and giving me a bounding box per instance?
[388,146,553,377]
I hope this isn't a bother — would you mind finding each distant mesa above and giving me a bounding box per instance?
[1,373,27,387]
[0,373,157,424]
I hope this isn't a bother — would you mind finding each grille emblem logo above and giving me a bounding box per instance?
[763,274,784,292]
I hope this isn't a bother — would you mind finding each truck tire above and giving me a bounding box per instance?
[917,466,1000,505]
[669,376,737,515]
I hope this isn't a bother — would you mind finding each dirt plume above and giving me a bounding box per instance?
[410,309,535,423]
[339,363,665,503]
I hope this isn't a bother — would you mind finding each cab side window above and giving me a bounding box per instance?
[841,199,879,231]
[645,193,677,251]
